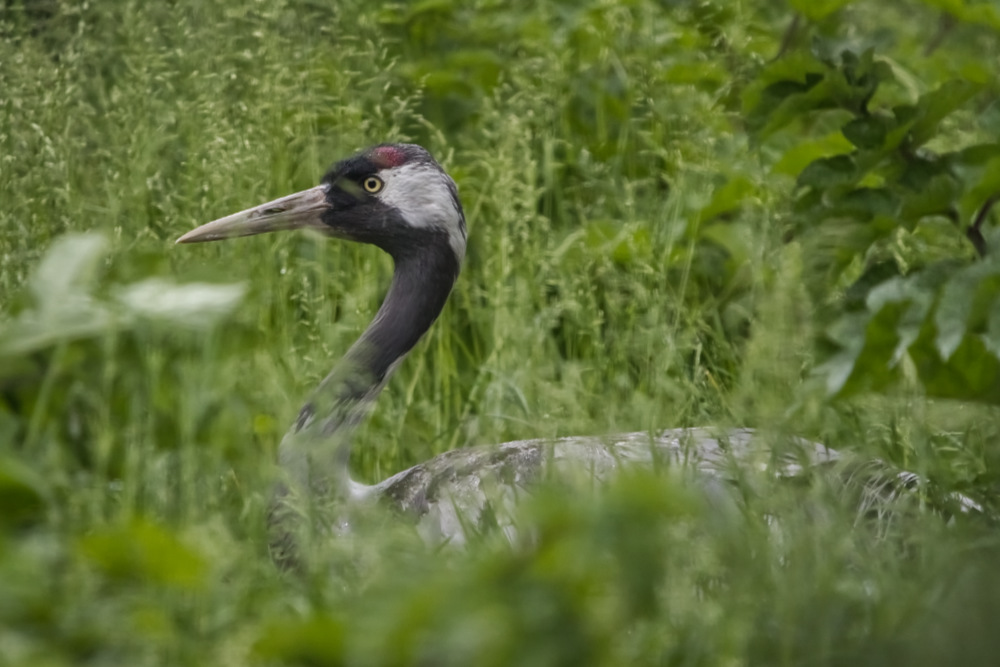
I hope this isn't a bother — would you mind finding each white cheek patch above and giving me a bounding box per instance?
[378,163,467,261]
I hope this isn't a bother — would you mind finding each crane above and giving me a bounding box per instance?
[175,143,951,565]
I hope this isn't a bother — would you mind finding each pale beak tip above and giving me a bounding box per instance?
[174,185,330,247]
[175,228,217,244]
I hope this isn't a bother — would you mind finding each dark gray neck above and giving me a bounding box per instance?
[350,243,459,387]
[277,239,460,498]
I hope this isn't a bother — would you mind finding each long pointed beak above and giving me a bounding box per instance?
[176,185,331,244]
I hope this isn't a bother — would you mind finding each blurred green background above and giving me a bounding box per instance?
[3,0,1000,664]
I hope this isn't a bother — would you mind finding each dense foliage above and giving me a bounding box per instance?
[2,0,1000,664]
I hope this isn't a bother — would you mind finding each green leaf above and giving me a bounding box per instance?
[743,53,828,108]
[254,614,347,666]
[909,333,1000,403]
[828,187,899,222]
[900,174,961,225]
[821,273,945,397]
[749,78,844,141]
[884,104,919,151]
[664,61,727,87]
[115,279,246,331]
[697,176,755,223]
[935,262,1000,359]
[699,223,751,270]
[773,133,854,177]
[950,143,1000,170]
[788,0,856,21]
[844,261,902,311]
[797,154,857,189]
[985,298,1000,358]
[957,155,1000,224]
[909,80,983,148]
[79,519,207,589]
[920,0,1000,31]
[841,114,891,149]
[0,456,50,527]
[0,233,117,356]
[30,233,108,310]
[893,293,935,366]
[581,220,652,267]
[0,301,113,357]
[742,54,830,139]
[824,260,1000,404]
[403,0,453,19]
[819,304,907,397]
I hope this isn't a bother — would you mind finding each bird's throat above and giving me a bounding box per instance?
[278,239,461,499]
[354,244,460,383]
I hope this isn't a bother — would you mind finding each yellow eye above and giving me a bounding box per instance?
[362,176,384,193]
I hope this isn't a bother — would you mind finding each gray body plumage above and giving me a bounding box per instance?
[372,428,838,546]
[176,143,976,567]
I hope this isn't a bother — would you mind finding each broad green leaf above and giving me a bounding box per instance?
[985,298,1000,357]
[900,174,961,225]
[0,232,117,355]
[664,62,728,87]
[951,143,1000,168]
[30,233,108,309]
[819,303,906,396]
[957,155,1000,224]
[846,301,911,393]
[899,153,944,187]
[748,78,845,141]
[773,133,854,177]
[404,0,452,18]
[797,154,857,189]
[743,52,829,110]
[0,302,113,357]
[79,519,207,589]
[919,0,1000,31]
[949,144,1000,218]
[883,104,919,152]
[910,80,983,148]
[893,293,934,366]
[789,0,856,21]
[697,176,755,223]
[819,347,862,396]
[254,614,347,666]
[868,276,933,367]
[866,274,915,312]
[822,273,940,396]
[821,310,869,371]
[115,279,246,330]
[826,187,898,221]
[844,261,901,311]
[742,54,830,138]
[910,333,1000,404]
[841,114,891,149]
[0,456,49,527]
[935,262,1000,359]
[699,223,751,270]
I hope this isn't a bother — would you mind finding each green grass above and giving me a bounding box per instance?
[3,1,1000,665]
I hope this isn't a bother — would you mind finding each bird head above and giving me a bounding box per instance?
[176,143,466,264]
